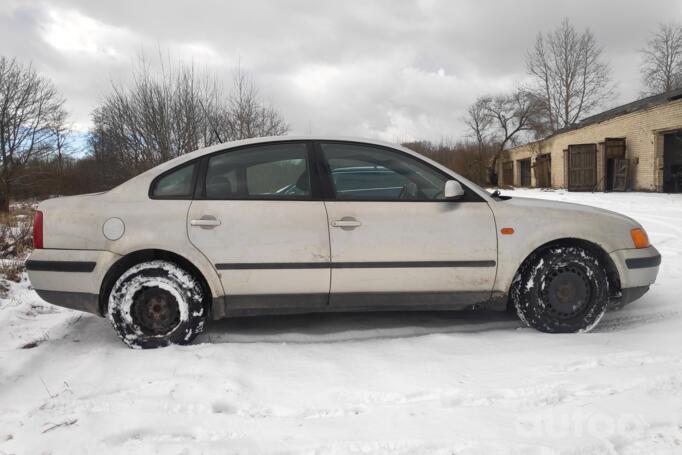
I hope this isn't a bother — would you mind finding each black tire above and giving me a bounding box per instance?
[107,260,206,349]
[511,246,609,333]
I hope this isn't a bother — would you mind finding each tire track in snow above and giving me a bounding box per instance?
[200,311,522,345]
[550,351,682,373]
[595,307,680,332]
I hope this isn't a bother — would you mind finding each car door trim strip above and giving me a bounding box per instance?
[216,262,331,270]
[215,260,496,270]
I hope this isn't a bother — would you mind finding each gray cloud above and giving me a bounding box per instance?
[1,0,680,142]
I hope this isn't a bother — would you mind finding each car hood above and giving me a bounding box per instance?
[500,196,642,228]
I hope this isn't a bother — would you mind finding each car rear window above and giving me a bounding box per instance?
[151,163,196,198]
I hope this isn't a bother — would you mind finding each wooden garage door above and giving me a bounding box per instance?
[534,154,551,188]
[568,144,597,191]
[502,161,514,186]
[519,159,532,187]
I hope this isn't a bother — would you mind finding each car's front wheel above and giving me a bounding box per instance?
[511,246,609,333]
[107,260,207,348]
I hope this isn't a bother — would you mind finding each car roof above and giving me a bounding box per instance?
[141,136,412,178]
[165,135,408,163]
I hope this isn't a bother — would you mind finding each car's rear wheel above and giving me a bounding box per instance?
[511,246,609,333]
[107,260,206,348]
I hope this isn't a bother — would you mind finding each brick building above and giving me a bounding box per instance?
[498,89,682,192]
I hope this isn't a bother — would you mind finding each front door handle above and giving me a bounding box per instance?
[190,215,221,229]
[331,217,361,230]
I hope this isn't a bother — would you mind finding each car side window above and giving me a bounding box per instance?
[204,143,311,199]
[320,143,449,201]
[151,163,196,198]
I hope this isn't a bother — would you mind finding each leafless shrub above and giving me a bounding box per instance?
[90,54,289,190]
[402,140,495,186]
[0,205,34,282]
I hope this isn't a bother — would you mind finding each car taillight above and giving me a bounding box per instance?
[33,210,43,249]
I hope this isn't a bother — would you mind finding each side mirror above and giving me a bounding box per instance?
[444,180,465,200]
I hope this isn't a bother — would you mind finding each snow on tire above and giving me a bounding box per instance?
[511,246,609,333]
[107,260,206,349]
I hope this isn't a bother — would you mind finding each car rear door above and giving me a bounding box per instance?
[187,141,331,311]
[317,141,497,308]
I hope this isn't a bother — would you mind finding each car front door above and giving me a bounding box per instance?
[318,142,497,308]
[187,142,331,312]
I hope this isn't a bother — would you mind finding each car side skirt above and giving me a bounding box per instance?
[212,291,501,319]
[35,288,504,320]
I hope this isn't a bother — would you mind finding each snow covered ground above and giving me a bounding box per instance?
[1,189,681,454]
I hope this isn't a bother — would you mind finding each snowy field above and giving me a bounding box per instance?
[1,189,681,454]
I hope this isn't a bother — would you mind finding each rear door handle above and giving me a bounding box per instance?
[331,217,361,229]
[190,216,221,229]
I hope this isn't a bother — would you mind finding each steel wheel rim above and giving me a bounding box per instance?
[542,265,592,319]
[132,287,181,335]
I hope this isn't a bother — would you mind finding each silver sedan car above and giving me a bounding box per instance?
[26,137,661,348]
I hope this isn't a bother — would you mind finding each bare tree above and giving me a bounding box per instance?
[487,90,542,183]
[0,57,66,211]
[92,55,220,175]
[641,23,682,94]
[464,98,492,183]
[219,67,289,141]
[48,108,72,195]
[90,55,289,188]
[466,89,541,184]
[526,19,613,133]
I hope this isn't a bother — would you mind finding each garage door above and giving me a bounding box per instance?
[519,159,532,187]
[568,144,597,191]
[502,161,514,186]
[663,131,682,193]
[534,154,551,188]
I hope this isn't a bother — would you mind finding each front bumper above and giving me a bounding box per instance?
[26,248,121,316]
[609,245,660,308]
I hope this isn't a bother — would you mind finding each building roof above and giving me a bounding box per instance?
[570,87,682,131]
[509,88,682,152]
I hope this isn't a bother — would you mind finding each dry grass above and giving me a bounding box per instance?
[0,202,37,287]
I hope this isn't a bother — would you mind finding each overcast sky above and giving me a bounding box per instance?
[1,0,680,143]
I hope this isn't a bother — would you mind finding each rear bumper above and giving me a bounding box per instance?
[26,249,121,316]
[33,289,100,314]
